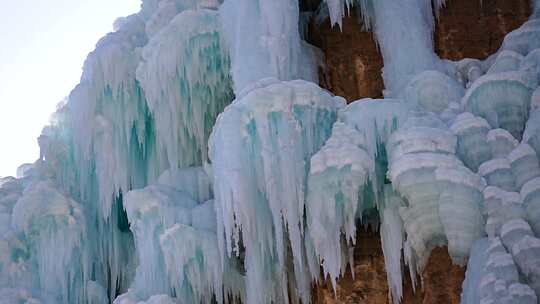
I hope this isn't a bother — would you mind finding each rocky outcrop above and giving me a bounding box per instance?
[435,0,530,60]
[311,229,465,304]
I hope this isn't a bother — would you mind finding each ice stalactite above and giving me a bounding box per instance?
[459,19,540,297]
[304,98,408,301]
[210,79,344,304]
[219,0,320,94]
[118,166,245,304]
[380,187,405,304]
[124,184,198,299]
[387,111,484,271]
[305,121,375,289]
[11,180,86,303]
[136,9,233,170]
[370,0,446,97]
[461,238,489,304]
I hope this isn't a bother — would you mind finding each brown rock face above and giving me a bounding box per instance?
[401,247,466,304]
[309,15,385,102]
[311,229,465,304]
[435,0,530,60]
[312,229,389,304]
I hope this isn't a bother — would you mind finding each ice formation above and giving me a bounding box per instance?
[2,0,540,303]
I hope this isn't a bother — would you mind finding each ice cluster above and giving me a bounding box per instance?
[2,0,540,303]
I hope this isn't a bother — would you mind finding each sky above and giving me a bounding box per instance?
[0,0,141,177]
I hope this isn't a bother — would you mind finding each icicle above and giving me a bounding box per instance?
[136,9,233,170]
[219,0,320,94]
[11,181,86,303]
[380,186,405,304]
[305,122,375,289]
[209,79,344,304]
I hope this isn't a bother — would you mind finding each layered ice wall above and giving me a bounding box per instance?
[2,0,540,303]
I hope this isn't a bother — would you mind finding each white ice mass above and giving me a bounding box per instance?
[2,0,540,303]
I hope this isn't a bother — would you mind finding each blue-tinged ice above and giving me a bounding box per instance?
[124,184,197,299]
[521,177,540,236]
[380,187,405,304]
[404,71,465,115]
[388,111,485,269]
[456,58,484,88]
[114,293,176,304]
[68,13,156,219]
[11,181,86,303]
[479,159,517,192]
[483,187,524,237]
[487,129,519,158]
[209,79,344,304]
[509,143,540,189]
[370,0,445,96]
[305,121,375,289]
[462,71,536,140]
[500,219,540,297]
[450,113,493,171]
[461,238,489,304]
[339,99,409,200]
[521,49,540,82]
[156,167,213,203]
[159,224,223,304]
[487,50,524,74]
[6,0,540,303]
[502,19,540,55]
[219,0,320,94]
[524,107,540,155]
[340,99,409,158]
[136,9,233,169]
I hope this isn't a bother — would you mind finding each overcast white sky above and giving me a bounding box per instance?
[0,0,141,177]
